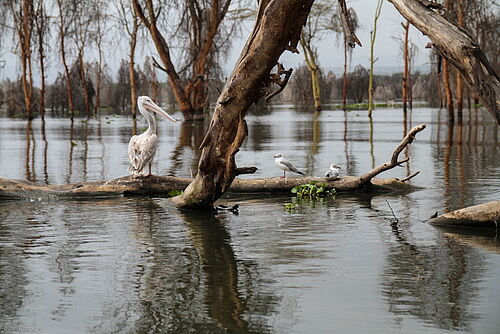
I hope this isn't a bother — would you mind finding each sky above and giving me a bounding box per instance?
[0,0,432,84]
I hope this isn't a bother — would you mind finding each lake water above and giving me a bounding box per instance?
[0,106,499,333]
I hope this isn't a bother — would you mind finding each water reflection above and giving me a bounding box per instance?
[168,121,205,177]
[25,120,36,182]
[67,120,75,184]
[41,120,49,184]
[382,222,486,331]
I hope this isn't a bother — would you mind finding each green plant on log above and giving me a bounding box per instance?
[291,182,336,198]
[167,190,183,197]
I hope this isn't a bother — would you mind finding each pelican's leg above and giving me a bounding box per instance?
[148,163,152,176]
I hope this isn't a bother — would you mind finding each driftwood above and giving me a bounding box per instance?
[428,201,500,228]
[0,124,426,201]
[0,175,415,201]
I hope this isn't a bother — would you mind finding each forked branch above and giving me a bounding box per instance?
[358,124,426,185]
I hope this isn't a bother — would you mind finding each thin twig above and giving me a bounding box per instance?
[386,200,399,224]
[400,171,420,182]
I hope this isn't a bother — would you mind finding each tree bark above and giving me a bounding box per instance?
[170,0,313,208]
[389,0,500,124]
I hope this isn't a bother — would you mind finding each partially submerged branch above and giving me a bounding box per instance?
[358,124,426,185]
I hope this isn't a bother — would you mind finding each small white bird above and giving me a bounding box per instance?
[273,153,305,178]
[128,96,176,176]
[324,164,341,179]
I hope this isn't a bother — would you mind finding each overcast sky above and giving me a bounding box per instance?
[0,0,432,83]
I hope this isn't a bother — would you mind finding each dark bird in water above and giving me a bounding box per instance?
[214,204,239,215]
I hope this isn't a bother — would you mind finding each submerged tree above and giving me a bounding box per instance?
[299,0,339,111]
[368,0,383,117]
[116,0,141,118]
[7,0,35,119]
[338,1,360,107]
[34,0,49,120]
[56,0,76,117]
[401,20,410,113]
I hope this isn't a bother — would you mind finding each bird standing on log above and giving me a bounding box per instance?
[273,153,305,178]
[325,164,341,179]
[128,96,177,176]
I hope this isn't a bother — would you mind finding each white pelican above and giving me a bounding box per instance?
[128,96,176,175]
[273,153,305,178]
[324,164,341,179]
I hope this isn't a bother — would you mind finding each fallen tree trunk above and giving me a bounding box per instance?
[427,201,500,228]
[0,124,426,201]
[0,175,416,201]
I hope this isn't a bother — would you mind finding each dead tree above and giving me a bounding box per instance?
[402,21,410,113]
[34,0,48,120]
[117,0,140,118]
[389,0,500,125]
[131,0,233,121]
[9,0,35,119]
[299,0,339,111]
[170,0,314,208]
[56,0,75,117]
[368,0,383,117]
[339,3,360,108]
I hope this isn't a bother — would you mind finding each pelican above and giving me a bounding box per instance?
[128,96,176,176]
[273,153,305,178]
[324,164,341,179]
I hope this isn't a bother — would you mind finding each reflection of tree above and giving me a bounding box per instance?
[167,121,205,177]
[0,203,29,333]
[381,224,485,330]
[41,119,49,184]
[25,120,36,182]
[128,202,279,333]
[305,112,321,174]
[66,120,75,184]
[247,121,272,152]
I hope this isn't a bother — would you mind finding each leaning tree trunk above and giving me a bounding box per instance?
[171,0,313,208]
[389,0,500,125]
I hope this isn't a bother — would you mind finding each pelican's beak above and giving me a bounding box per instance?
[144,100,177,123]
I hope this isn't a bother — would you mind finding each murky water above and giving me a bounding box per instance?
[1,107,499,333]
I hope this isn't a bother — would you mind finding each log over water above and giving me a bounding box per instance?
[428,201,500,228]
[0,175,416,201]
